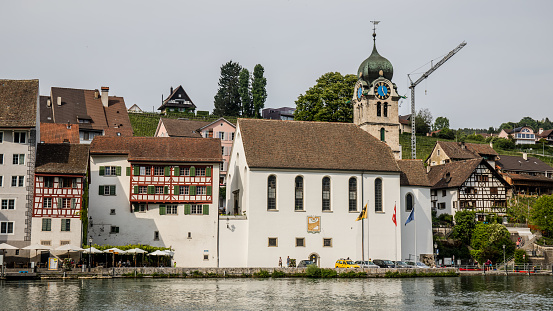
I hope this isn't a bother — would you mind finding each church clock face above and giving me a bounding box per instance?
[374,81,390,100]
[356,85,363,101]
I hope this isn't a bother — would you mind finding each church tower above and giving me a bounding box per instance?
[353,25,401,159]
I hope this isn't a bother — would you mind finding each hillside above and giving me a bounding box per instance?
[129,112,238,137]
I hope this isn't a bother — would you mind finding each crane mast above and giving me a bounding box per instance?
[408,41,467,159]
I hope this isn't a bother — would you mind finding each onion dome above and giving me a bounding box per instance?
[357,33,393,84]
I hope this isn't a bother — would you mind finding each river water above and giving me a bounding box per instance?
[1,275,552,310]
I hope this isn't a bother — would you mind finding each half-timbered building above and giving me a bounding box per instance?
[31,143,89,255]
[88,137,222,267]
[428,158,510,220]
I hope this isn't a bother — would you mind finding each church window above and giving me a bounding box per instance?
[380,128,385,142]
[377,102,381,117]
[383,103,388,117]
[349,177,357,212]
[375,178,382,212]
[406,193,414,212]
[267,175,276,210]
[295,176,303,211]
[322,177,331,211]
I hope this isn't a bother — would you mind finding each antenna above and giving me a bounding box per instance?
[370,21,380,39]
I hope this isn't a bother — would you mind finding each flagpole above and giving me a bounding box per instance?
[361,211,364,262]
[395,202,397,261]
[414,204,417,263]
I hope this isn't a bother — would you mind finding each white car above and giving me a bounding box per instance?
[354,260,380,268]
[406,261,430,268]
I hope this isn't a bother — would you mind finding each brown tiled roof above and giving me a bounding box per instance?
[35,143,89,175]
[496,155,553,173]
[0,79,39,128]
[501,172,553,184]
[428,159,482,189]
[41,87,133,137]
[432,141,497,162]
[238,119,400,172]
[538,129,553,138]
[397,160,432,187]
[90,137,222,163]
[197,117,236,131]
[40,123,80,143]
[160,118,208,137]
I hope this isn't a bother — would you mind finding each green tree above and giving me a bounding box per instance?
[415,108,433,134]
[213,61,242,117]
[251,64,267,118]
[470,223,515,264]
[518,116,538,131]
[507,195,537,224]
[294,72,357,122]
[436,128,455,139]
[530,195,553,234]
[432,116,450,131]
[238,68,253,117]
[451,211,476,245]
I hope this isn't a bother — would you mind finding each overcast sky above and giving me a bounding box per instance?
[2,1,552,129]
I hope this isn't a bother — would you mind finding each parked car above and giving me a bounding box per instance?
[354,260,380,268]
[405,261,430,269]
[372,259,396,268]
[335,259,360,268]
[394,261,415,268]
[297,260,314,268]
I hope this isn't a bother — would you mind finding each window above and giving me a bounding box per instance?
[12,176,24,187]
[139,186,147,194]
[268,237,278,247]
[295,176,303,211]
[204,254,209,260]
[322,177,331,211]
[377,102,381,117]
[490,187,498,195]
[13,131,26,143]
[40,240,51,246]
[1,199,15,210]
[231,132,235,140]
[42,219,51,231]
[188,232,192,239]
[103,166,120,176]
[154,166,164,176]
[184,167,190,176]
[166,205,178,215]
[383,103,388,117]
[218,132,225,140]
[60,240,70,246]
[0,154,3,164]
[442,189,447,197]
[323,238,332,247]
[380,128,385,142]
[375,179,382,212]
[61,198,74,209]
[1,222,14,234]
[155,186,164,194]
[43,197,52,209]
[100,185,116,196]
[191,204,203,214]
[438,202,446,210]
[296,237,305,247]
[349,178,357,212]
[44,177,54,188]
[133,203,146,213]
[196,186,206,195]
[61,219,71,231]
[139,166,148,175]
[179,186,189,195]
[197,168,206,176]
[267,175,276,210]
[406,193,414,212]
[61,177,76,188]
[110,226,120,234]
[437,149,440,156]
[0,132,2,143]
[12,154,24,165]
[154,231,159,241]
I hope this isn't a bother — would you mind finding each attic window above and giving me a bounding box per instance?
[117,111,120,114]
[179,94,182,98]
[117,132,121,136]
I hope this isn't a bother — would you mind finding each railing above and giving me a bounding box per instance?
[457,263,553,273]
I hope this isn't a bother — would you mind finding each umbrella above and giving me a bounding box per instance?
[162,250,174,256]
[148,250,166,256]
[104,248,126,267]
[0,243,18,250]
[84,246,103,254]
[23,243,52,265]
[55,244,84,252]
[126,248,147,267]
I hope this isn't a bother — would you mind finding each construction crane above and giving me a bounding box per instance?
[408,41,467,159]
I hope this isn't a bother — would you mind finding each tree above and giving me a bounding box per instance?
[507,195,537,224]
[294,72,357,122]
[436,128,455,139]
[213,61,242,117]
[251,64,267,118]
[530,195,553,234]
[415,108,433,134]
[432,116,450,131]
[518,116,538,131]
[238,69,253,117]
[451,211,476,245]
[470,223,515,264]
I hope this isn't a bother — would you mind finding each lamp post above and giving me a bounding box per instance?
[503,244,506,273]
[88,238,92,272]
[434,243,438,266]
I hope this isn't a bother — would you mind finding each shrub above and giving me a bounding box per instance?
[514,249,529,264]
[191,270,204,278]
[320,268,337,278]
[305,265,321,278]
[271,270,286,278]
[253,270,271,278]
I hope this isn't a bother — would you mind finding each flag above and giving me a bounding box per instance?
[405,207,415,226]
[392,204,397,226]
[356,203,367,221]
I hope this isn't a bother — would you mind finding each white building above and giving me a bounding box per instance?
[88,137,222,267]
[221,119,433,268]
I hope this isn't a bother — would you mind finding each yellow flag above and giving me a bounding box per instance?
[356,203,367,221]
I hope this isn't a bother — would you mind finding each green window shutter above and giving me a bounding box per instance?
[190,185,196,195]
[133,204,139,212]
[71,198,76,209]
[134,186,139,194]
[133,166,140,176]
[207,186,212,196]
[190,166,196,177]
[126,167,131,176]
[164,166,170,176]
[159,205,166,215]
[42,219,50,231]
[116,166,122,176]
[58,198,62,207]
[98,186,103,195]
[99,166,105,176]
[19,154,25,165]
[203,205,209,215]
[110,185,116,195]
[61,219,67,231]
[206,167,211,177]
[115,227,119,233]
[174,167,180,176]
[148,185,154,194]
[174,185,179,195]
[164,186,168,194]
[184,204,191,215]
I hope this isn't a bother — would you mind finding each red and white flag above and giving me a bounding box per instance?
[392,204,397,226]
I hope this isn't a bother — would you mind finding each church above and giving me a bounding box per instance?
[220,29,433,268]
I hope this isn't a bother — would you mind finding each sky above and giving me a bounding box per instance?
[1,0,552,129]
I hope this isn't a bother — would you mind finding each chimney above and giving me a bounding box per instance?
[101,87,109,107]
[523,152,528,161]
[57,97,62,106]
[170,86,173,94]
[539,128,544,135]
[489,141,493,149]
[94,89,100,99]
[461,142,466,149]
[47,98,51,107]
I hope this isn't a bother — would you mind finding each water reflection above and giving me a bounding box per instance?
[1,276,552,311]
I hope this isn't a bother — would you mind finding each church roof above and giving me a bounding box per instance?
[397,160,432,187]
[238,119,400,172]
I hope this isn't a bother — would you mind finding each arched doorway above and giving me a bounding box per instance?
[309,253,320,267]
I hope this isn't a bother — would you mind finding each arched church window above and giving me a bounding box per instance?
[380,128,385,142]
[322,177,331,211]
[375,178,382,212]
[295,176,303,211]
[406,193,414,212]
[383,103,388,117]
[377,102,381,117]
[349,177,357,212]
[267,175,276,210]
